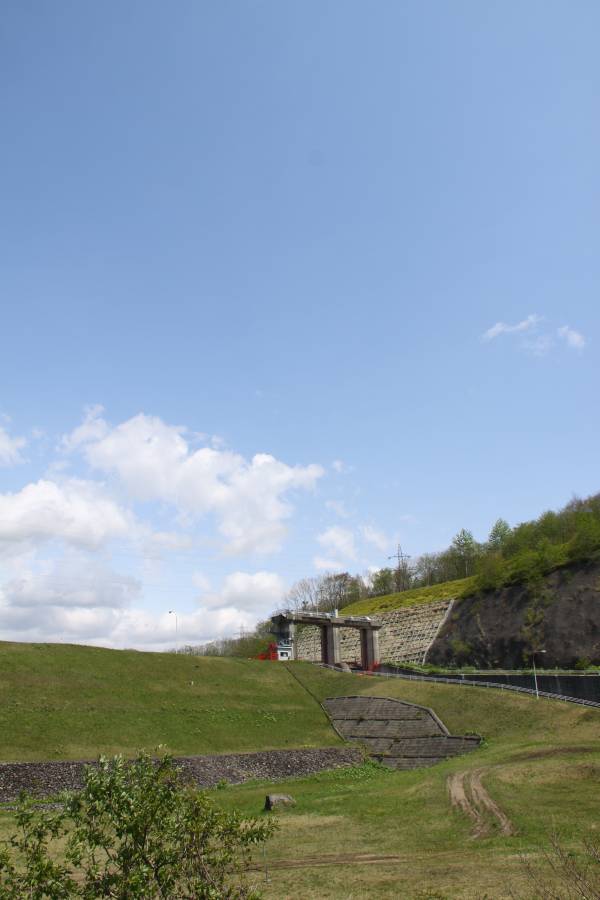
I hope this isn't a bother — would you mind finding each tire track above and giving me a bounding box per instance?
[447,768,515,838]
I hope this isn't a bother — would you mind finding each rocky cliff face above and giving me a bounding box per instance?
[426,560,600,668]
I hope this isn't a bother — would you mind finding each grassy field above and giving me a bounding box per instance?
[0,642,340,761]
[342,576,475,615]
[2,645,600,897]
[211,665,600,898]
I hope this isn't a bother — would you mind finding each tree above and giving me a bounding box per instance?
[487,518,511,552]
[0,751,275,899]
[371,567,395,596]
[318,572,354,611]
[286,576,322,611]
[450,529,478,577]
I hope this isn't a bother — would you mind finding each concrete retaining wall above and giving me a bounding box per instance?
[323,695,480,769]
[294,599,453,666]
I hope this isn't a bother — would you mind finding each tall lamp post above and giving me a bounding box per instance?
[532,649,546,699]
[169,610,178,654]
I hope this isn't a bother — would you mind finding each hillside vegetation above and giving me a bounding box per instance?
[212,667,600,898]
[2,652,600,896]
[341,576,475,616]
[0,643,340,762]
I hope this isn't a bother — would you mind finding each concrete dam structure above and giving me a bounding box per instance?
[294,599,454,667]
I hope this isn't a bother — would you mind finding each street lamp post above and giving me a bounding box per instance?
[532,649,546,699]
[169,610,178,654]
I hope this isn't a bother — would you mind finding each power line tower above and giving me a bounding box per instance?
[388,544,411,568]
[388,544,412,592]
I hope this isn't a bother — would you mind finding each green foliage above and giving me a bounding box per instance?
[487,518,511,550]
[370,567,395,596]
[0,751,275,899]
[342,577,476,615]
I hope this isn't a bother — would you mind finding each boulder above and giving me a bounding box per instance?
[264,793,296,811]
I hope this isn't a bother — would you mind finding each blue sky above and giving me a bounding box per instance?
[1,1,598,648]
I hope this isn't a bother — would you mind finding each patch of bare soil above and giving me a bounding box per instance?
[448,768,515,838]
[470,769,514,836]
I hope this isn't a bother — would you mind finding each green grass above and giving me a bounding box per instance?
[2,648,600,896]
[210,664,600,898]
[0,643,341,762]
[342,576,476,615]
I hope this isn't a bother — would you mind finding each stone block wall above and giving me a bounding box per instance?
[323,695,480,769]
[294,599,453,666]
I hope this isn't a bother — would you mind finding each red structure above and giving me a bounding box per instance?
[257,642,279,661]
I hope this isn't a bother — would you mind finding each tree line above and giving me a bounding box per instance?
[183,491,600,657]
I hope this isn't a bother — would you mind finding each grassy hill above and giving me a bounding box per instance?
[2,645,600,896]
[0,642,340,762]
[213,665,600,898]
[341,576,475,615]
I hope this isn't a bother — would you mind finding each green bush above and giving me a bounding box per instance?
[0,751,275,899]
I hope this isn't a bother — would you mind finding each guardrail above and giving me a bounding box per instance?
[318,664,600,709]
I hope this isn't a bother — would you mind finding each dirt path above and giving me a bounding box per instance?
[470,768,514,836]
[248,849,467,871]
[447,768,515,838]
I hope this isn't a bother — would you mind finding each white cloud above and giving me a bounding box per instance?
[557,325,585,350]
[199,570,285,613]
[0,561,283,651]
[0,425,26,466]
[361,524,391,554]
[482,314,541,342]
[3,560,141,610]
[60,404,108,452]
[332,459,353,474]
[317,526,356,560]
[313,556,345,572]
[63,411,323,555]
[192,571,211,592]
[0,479,134,549]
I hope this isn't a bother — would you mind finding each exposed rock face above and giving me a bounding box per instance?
[323,696,480,770]
[427,561,600,669]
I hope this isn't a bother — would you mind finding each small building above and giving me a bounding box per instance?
[275,638,293,661]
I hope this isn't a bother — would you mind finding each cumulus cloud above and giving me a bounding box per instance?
[317,526,356,560]
[361,524,391,554]
[0,479,134,550]
[313,556,345,572]
[198,570,286,613]
[3,561,141,610]
[62,411,323,555]
[60,404,109,452]
[0,561,283,651]
[0,425,26,466]
[481,314,541,342]
[557,325,585,350]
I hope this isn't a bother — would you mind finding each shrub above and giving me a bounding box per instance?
[0,751,275,899]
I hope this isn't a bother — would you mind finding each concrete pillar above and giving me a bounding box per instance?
[323,623,340,666]
[370,628,380,667]
[360,628,381,670]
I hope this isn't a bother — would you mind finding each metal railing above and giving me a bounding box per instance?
[318,664,600,709]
